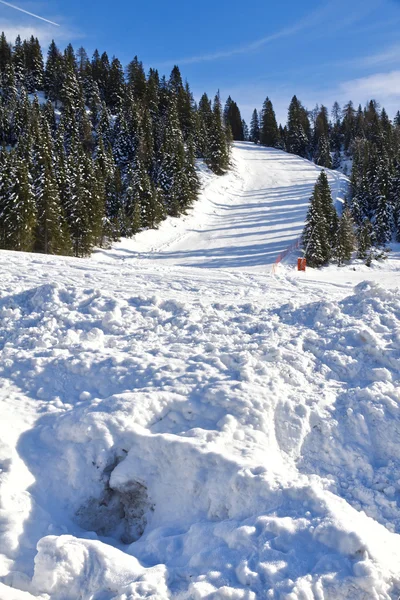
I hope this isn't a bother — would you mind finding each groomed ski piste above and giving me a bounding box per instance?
[1,142,400,599]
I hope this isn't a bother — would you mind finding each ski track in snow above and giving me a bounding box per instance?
[1,143,400,599]
[94,142,348,271]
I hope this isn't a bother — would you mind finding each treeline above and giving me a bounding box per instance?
[249,95,400,257]
[0,32,231,256]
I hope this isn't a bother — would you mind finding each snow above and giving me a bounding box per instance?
[1,142,400,599]
[94,142,348,271]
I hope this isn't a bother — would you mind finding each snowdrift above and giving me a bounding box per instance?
[1,272,400,599]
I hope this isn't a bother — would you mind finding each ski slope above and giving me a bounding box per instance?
[1,145,400,600]
[95,142,348,271]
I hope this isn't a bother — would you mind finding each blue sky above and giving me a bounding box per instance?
[1,0,400,123]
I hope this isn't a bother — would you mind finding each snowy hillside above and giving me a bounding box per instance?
[1,144,400,600]
[95,142,348,270]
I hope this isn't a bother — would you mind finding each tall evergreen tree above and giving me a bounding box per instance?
[126,56,147,103]
[287,95,310,158]
[315,134,332,168]
[302,185,331,267]
[224,96,244,141]
[334,207,355,265]
[260,97,279,147]
[207,93,229,174]
[249,109,260,144]
[315,170,338,245]
[44,40,64,105]
[0,32,11,72]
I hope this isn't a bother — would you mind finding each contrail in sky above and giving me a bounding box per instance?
[0,0,59,26]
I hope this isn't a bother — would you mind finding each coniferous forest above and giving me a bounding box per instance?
[0,33,230,256]
[248,95,400,266]
[0,31,399,263]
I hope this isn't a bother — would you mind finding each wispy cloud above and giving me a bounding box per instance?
[0,0,59,26]
[0,19,83,48]
[156,0,385,68]
[340,70,400,99]
[357,44,400,68]
[157,1,336,67]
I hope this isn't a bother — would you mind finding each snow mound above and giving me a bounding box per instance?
[1,275,400,598]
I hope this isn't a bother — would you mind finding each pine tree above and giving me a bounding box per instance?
[224,96,244,141]
[277,125,287,150]
[249,109,260,144]
[364,100,382,146]
[44,40,64,105]
[124,164,141,234]
[313,105,330,154]
[23,36,44,92]
[332,148,341,169]
[260,97,279,147]
[0,32,11,72]
[374,193,392,246]
[390,159,400,241]
[33,119,71,255]
[12,35,25,86]
[64,43,77,71]
[334,207,355,265]
[197,93,213,158]
[106,57,125,111]
[342,101,355,154]
[184,133,200,208]
[287,95,310,158]
[302,185,331,267]
[315,134,332,168]
[126,56,147,103]
[0,149,16,249]
[242,120,249,141]
[207,92,229,174]
[158,95,189,216]
[11,158,37,251]
[0,34,238,257]
[357,219,373,258]
[315,170,338,246]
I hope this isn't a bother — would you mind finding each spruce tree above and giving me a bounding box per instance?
[158,95,189,216]
[315,170,338,245]
[334,207,355,265]
[302,185,331,267]
[12,35,25,87]
[342,101,355,154]
[197,93,213,159]
[0,149,16,249]
[374,193,392,246]
[242,120,249,141]
[23,36,44,92]
[260,97,279,147]
[207,92,229,174]
[224,96,244,141]
[249,109,260,144]
[390,159,400,241]
[315,134,332,168]
[106,57,125,111]
[126,56,147,103]
[0,32,11,72]
[313,105,330,154]
[287,95,310,158]
[357,219,373,258]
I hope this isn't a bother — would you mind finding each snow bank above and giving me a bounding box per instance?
[32,535,168,599]
[1,271,400,598]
